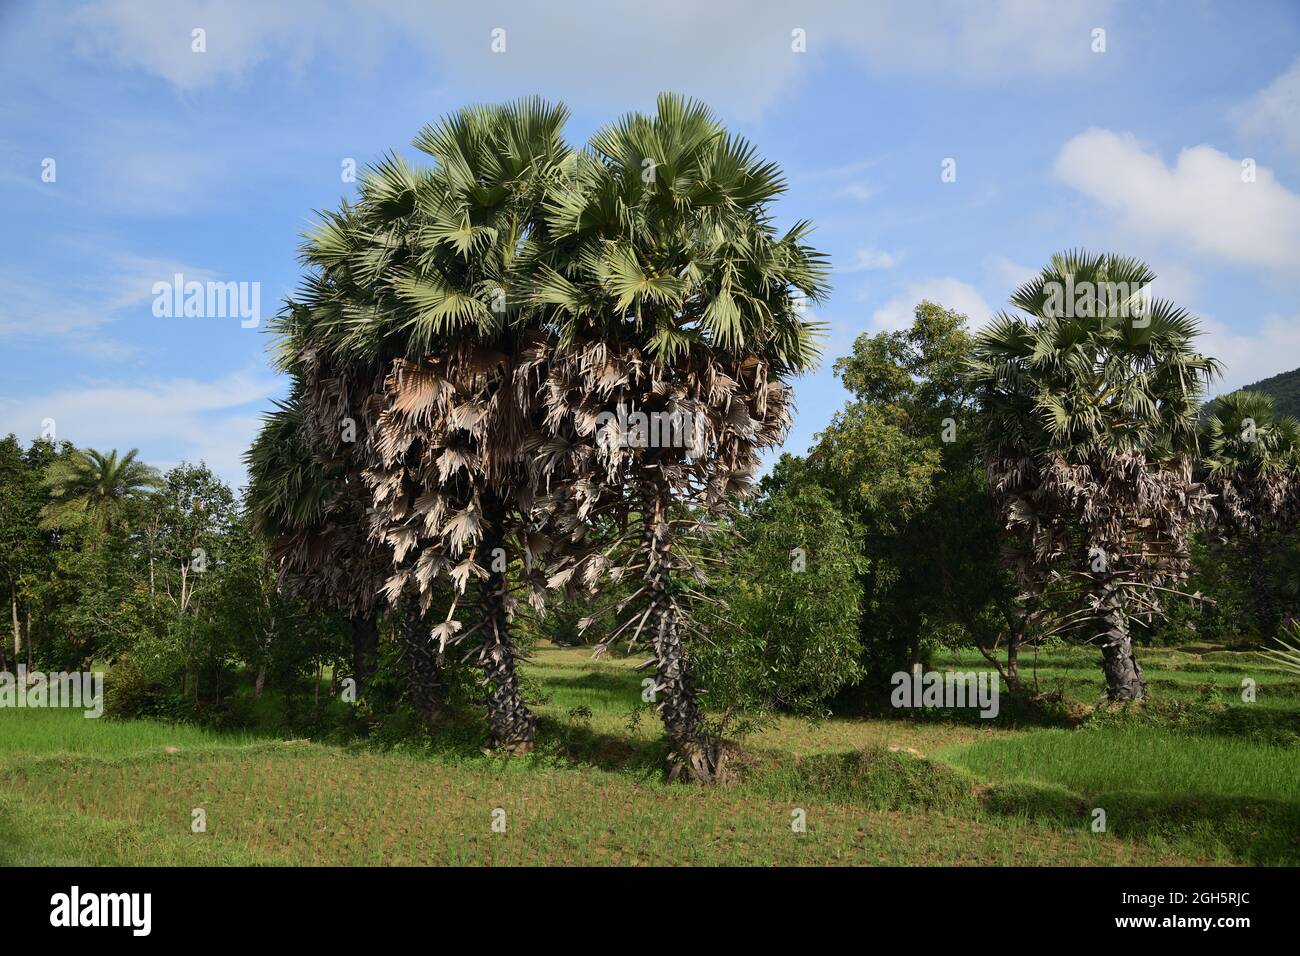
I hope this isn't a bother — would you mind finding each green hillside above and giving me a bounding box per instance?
[1210,366,1300,417]
[1247,367,1300,417]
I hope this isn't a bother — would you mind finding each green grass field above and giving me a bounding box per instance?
[3,642,1296,866]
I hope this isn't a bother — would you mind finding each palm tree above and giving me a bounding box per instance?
[1200,390,1300,636]
[969,251,1220,702]
[268,98,574,751]
[41,447,160,534]
[245,390,392,698]
[526,94,829,779]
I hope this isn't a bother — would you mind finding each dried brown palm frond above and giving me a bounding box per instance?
[534,338,796,781]
[359,334,566,750]
[987,446,1216,700]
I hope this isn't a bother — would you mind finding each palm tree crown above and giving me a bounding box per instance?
[1201,389,1299,531]
[532,93,829,371]
[42,447,161,533]
[970,250,1220,460]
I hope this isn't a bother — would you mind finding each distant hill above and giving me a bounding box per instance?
[1208,367,1300,418]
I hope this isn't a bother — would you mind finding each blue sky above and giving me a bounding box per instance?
[2,0,1299,488]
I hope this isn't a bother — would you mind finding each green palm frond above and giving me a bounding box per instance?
[40,446,161,533]
[970,251,1219,460]
[1261,624,1300,676]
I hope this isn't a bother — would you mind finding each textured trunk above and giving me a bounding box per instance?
[1094,577,1146,702]
[1248,534,1279,638]
[349,611,380,697]
[645,492,727,784]
[400,598,447,720]
[254,665,267,699]
[10,582,19,662]
[477,498,537,753]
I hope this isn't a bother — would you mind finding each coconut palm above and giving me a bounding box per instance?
[268,98,574,751]
[969,250,1220,702]
[41,447,161,534]
[1200,390,1300,636]
[525,94,829,779]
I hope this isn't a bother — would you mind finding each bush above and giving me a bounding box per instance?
[103,630,191,721]
[695,485,865,732]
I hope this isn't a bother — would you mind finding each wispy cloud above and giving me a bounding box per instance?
[841,247,899,272]
[1201,312,1300,396]
[0,249,214,356]
[1232,57,1300,161]
[63,0,1116,116]
[0,367,282,487]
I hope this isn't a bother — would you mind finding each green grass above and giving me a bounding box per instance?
[1,738,1181,866]
[2,640,1295,866]
[939,726,1300,863]
[0,706,263,760]
[946,727,1299,803]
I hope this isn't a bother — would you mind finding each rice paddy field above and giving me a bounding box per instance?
[3,641,1297,866]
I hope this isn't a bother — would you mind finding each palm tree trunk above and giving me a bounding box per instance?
[11,581,20,662]
[1006,629,1021,692]
[349,611,380,697]
[477,497,537,753]
[644,491,726,783]
[1248,534,1279,638]
[399,598,447,720]
[1094,577,1146,702]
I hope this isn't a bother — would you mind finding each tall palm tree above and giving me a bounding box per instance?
[969,251,1220,702]
[268,98,574,751]
[245,390,392,698]
[526,94,829,779]
[41,447,160,534]
[1200,390,1300,636]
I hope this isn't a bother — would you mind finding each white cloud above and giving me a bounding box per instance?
[803,158,884,205]
[1053,128,1300,273]
[0,369,281,487]
[841,248,899,272]
[65,0,1114,114]
[829,0,1113,80]
[1143,259,1202,308]
[68,0,374,92]
[1232,57,1300,160]
[869,277,994,332]
[1199,313,1300,396]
